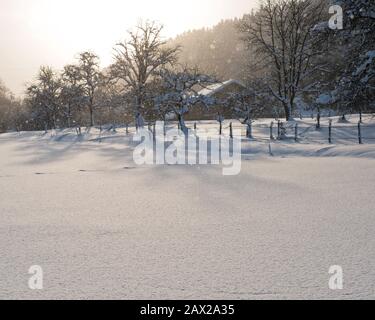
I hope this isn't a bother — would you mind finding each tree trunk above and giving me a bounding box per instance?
[67,104,72,128]
[339,114,348,123]
[177,114,188,135]
[89,106,94,127]
[316,110,321,130]
[284,102,292,121]
[246,121,252,138]
[135,112,144,131]
[52,113,57,130]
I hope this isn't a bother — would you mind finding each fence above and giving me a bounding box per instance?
[108,113,375,147]
[157,117,375,146]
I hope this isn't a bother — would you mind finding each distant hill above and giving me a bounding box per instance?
[169,18,249,83]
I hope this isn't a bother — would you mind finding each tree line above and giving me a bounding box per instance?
[0,0,374,134]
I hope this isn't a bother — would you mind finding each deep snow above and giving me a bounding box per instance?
[1,116,375,300]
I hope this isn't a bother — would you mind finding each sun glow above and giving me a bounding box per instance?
[0,0,256,95]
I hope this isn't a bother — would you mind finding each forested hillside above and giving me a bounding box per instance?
[169,18,249,82]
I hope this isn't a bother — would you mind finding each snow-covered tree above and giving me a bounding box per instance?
[330,0,375,115]
[111,21,180,128]
[226,86,266,138]
[154,66,216,134]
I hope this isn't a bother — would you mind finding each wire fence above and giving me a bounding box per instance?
[99,114,375,146]
[162,118,375,145]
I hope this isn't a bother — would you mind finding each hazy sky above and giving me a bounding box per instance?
[0,0,258,96]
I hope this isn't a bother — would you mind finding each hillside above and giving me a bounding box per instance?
[169,18,249,82]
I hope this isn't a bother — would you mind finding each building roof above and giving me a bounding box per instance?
[198,79,246,97]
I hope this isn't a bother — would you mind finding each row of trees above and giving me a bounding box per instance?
[0,0,374,134]
[0,80,29,132]
[21,22,221,133]
[25,52,104,131]
[239,0,329,120]
[172,0,374,121]
[238,0,374,120]
[329,0,375,118]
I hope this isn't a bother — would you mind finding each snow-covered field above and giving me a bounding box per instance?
[1,116,375,300]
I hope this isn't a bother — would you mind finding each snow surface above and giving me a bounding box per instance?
[198,79,245,97]
[1,115,375,300]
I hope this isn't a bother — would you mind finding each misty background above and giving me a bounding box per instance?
[0,0,257,96]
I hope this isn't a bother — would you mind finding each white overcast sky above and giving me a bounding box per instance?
[0,0,258,95]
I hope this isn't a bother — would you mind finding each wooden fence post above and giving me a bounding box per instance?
[295,123,298,142]
[358,121,363,144]
[329,120,332,144]
[270,121,274,140]
[246,122,252,139]
[316,112,321,130]
[99,124,102,143]
[279,122,286,139]
[125,123,129,135]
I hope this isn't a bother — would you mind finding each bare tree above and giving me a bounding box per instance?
[60,64,85,128]
[239,0,327,120]
[77,52,102,127]
[0,80,12,132]
[26,66,62,131]
[95,79,131,129]
[111,21,180,128]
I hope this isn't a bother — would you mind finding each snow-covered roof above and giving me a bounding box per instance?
[316,93,334,105]
[198,79,246,97]
[311,21,328,33]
